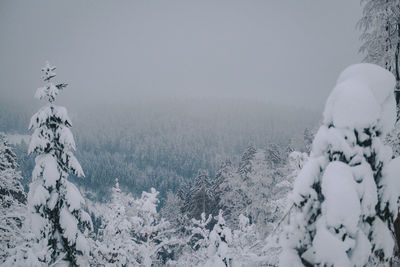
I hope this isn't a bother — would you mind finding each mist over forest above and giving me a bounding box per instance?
[0,97,318,201]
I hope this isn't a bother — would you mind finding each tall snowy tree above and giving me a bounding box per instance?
[27,62,92,265]
[161,191,190,235]
[238,146,257,179]
[214,160,237,218]
[358,0,400,108]
[0,133,27,262]
[183,170,216,220]
[280,64,400,266]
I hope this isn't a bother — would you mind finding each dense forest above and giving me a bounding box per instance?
[0,98,318,201]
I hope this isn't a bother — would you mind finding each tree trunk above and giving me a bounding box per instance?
[395,26,400,118]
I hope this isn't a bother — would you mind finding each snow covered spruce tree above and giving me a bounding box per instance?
[280,63,400,266]
[27,62,92,265]
[183,170,216,220]
[0,133,27,262]
[358,0,400,108]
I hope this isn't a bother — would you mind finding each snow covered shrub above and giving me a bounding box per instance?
[281,63,400,266]
[91,179,137,266]
[27,62,92,265]
[204,211,233,267]
[171,211,265,267]
[131,188,185,266]
[230,214,261,266]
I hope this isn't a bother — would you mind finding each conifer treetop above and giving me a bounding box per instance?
[35,61,67,104]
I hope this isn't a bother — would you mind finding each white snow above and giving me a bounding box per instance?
[312,125,354,161]
[75,233,90,255]
[351,162,377,218]
[380,94,397,135]
[313,221,352,267]
[323,79,380,130]
[64,180,85,212]
[29,213,48,238]
[30,184,50,207]
[291,156,325,204]
[56,126,76,151]
[324,63,396,133]
[371,217,395,257]
[337,63,395,105]
[65,152,85,177]
[5,134,30,145]
[28,127,52,154]
[29,105,72,131]
[380,157,400,216]
[60,207,79,245]
[321,162,360,235]
[47,191,59,211]
[42,155,59,188]
[349,230,371,267]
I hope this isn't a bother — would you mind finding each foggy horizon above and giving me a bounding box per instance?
[0,0,362,112]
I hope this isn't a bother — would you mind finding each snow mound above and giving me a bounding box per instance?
[324,80,380,130]
[337,63,395,105]
[323,63,396,134]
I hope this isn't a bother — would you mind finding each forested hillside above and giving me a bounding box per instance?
[0,98,318,201]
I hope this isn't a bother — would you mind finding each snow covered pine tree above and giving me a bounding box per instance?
[280,63,400,266]
[183,170,216,220]
[27,62,92,265]
[358,0,400,110]
[0,133,27,262]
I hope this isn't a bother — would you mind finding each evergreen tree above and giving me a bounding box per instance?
[183,170,216,219]
[214,160,237,217]
[161,191,190,234]
[238,146,257,179]
[358,0,400,108]
[0,133,26,262]
[27,62,92,265]
[265,143,285,168]
[280,64,400,266]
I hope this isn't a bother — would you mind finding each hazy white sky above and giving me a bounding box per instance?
[0,0,362,111]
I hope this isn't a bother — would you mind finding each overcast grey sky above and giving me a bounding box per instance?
[0,0,362,111]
